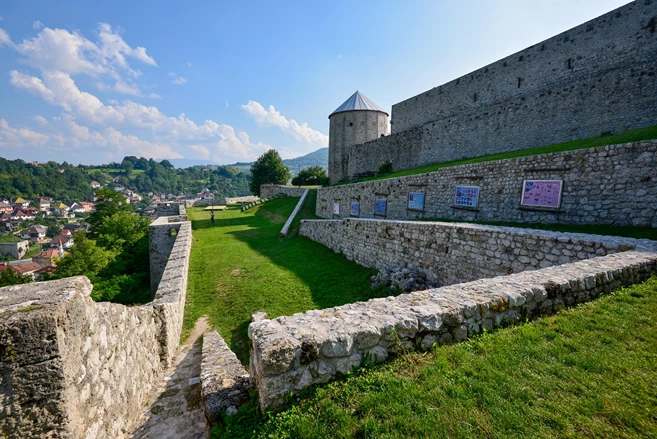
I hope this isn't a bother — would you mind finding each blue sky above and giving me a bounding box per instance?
[0,0,631,165]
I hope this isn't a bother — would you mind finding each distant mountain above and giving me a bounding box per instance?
[227,148,328,175]
[168,158,221,169]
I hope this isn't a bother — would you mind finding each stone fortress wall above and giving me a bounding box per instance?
[339,1,657,180]
[249,220,657,409]
[317,140,657,228]
[260,184,307,199]
[0,241,30,260]
[0,205,192,439]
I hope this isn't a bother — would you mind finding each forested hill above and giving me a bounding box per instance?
[229,147,328,174]
[0,156,251,201]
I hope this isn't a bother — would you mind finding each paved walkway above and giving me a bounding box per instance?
[129,318,210,439]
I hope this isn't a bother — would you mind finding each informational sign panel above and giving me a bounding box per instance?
[407,192,425,211]
[333,203,340,216]
[350,202,360,217]
[374,198,387,216]
[454,186,480,208]
[521,180,563,208]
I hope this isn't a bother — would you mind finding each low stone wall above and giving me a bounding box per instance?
[261,184,307,199]
[219,195,259,205]
[0,218,192,438]
[156,202,187,218]
[0,241,29,259]
[300,219,650,286]
[249,246,657,409]
[318,141,657,228]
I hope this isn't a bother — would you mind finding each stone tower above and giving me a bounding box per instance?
[328,91,388,183]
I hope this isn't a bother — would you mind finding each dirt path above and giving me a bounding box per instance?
[129,317,210,439]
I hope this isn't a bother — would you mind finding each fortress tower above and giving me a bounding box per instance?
[328,91,388,183]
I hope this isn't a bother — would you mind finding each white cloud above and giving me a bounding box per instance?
[149,92,162,99]
[33,20,43,29]
[186,62,192,67]
[33,115,49,125]
[189,144,210,159]
[242,100,328,146]
[0,28,12,47]
[168,72,187,85]
[0,119,50,147]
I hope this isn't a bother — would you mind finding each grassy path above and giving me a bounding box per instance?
[184,192,388,363]
[217,276,657,439]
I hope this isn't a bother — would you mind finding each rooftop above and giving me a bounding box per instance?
[329,91,388,117]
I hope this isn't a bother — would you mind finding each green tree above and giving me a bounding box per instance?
[249,149,290,196]
[54,232,113,279]
[0,268,32,287]
[291,165,330,187]
[95,211,151,251]
[87,188,131,234]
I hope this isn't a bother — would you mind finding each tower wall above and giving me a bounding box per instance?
[329,110,388,183]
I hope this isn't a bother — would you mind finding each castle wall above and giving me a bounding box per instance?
[341,1,657,179]
[260,184,307,198]
[251,223,657,409]
[317,140,657,228]
[0,218,192,438]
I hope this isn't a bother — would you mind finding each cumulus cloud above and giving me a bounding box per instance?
[149,92,162,99]
[168,72,187,85]
[0,119,50,147]
[242,100,328,146]
[33,115,49,125]
[0,28,12,47]
[33,21,43,29]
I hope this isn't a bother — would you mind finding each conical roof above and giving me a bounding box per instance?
[329,91,388,117]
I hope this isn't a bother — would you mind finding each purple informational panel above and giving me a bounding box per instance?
[350,202,360,217]
[454,186,479,208]
[521,180,563,208]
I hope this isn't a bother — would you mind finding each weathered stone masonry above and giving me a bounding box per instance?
[249,220,657,409]
[260,184,307,199]
[339,1,657,180]
[0,210,191,439]
[318,140,657,228]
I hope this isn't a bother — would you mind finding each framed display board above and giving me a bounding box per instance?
[521,180,563,208]
[407,192,425,211]
[374,198,387,216]
[333,202,340,216]
[350,202,360,217]
[454,186,480,208]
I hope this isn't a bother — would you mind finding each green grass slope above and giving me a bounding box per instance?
[216,276,657,439]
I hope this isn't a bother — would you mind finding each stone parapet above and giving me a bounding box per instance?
[0,216,192,438]
[249,248,657,410]
[260,184,307,199]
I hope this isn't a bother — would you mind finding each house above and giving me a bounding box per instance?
[12,209,36,221]
[19,225,47,241]
[115,186,125,192]
[90,181,101,189]
[53,203,71,217]
[112,176,121,183]
[34,265,57,279]
[0,202,13,214]
[46,234,74,250]
[57,169,65,174]
[13,262,42,279]
[79,202,95,212]
[68,202,86,214]
[33,248,61,268]
[12,197,30,208]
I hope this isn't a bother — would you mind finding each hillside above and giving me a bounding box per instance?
[229,148,328,175]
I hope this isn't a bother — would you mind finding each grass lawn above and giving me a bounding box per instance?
[184,190,389,363]
[338,124,657,185]
[417,218,657,241]
[215,276,657,439]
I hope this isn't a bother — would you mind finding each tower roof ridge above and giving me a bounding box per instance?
[329,91,388,117]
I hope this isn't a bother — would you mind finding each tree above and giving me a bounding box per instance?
[291,166,329,187]
[0,268,32,287]
[249,149,291,196]
[87,188,131,234]
[54,232,113,279]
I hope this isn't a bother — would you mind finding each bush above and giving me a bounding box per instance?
[378,160,393,175]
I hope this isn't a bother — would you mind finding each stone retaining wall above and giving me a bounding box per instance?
[260,184,307,199]
[300,219,653,286]
[249,242,657,409]
[318,141,657,228]
[0,216,192,438]
[0,241,29,259]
